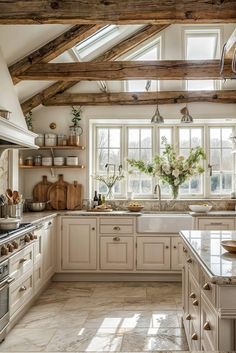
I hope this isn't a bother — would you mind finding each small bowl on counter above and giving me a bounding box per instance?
[27,201,49,212]
[0,218,20,230]
[127,203,144,212]
[221,240,236,254]
[189,204,212,213]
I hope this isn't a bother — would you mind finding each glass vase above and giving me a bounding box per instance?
[106,186,114,200]
[171,185,179,199]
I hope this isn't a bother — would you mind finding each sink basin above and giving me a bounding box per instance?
[137,213,192,233]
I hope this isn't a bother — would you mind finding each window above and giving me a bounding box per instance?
[92,123,235,199]
[95,127,122,195]
[184,29,220,90]
[127,127,153,195]
[124,40,160,92]
[209,127,234,195]
[178,127,203,195]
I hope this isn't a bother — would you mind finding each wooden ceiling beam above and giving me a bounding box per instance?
[9,24,103,84]
[21,24,168,113]
[0,0,236,24]
[18,60,234,81]
[44,91,236,106]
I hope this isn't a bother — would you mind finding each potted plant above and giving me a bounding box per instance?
[68,106,83,146]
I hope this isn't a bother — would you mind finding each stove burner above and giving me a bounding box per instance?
[0,223,32,239]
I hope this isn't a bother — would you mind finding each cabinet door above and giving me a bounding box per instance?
[197,218,235,230]
[136,237,170,270]
[10,269,33,318]
[171,237,183,271]
[100,236,133,270]
[34,228,43,264]
[43,219,56,280]
[201,294,218,351]
[62,218,97,270]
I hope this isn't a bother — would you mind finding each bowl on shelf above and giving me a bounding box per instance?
[189,204,212,213]
[221,240,236,254]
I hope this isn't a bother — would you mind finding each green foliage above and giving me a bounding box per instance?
[71,106,82,126]
[25,111,33,131]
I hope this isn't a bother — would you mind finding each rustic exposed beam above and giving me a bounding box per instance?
[9,24,103,84]
[18,60,234,81]
[44,91,236,106]
[225,28,236,59]
[21,24,168,113]
[0,0,236,24]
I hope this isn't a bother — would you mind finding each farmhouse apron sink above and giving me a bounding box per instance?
[137,213,192,233]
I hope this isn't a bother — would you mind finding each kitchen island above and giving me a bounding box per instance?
[180,230,236,351]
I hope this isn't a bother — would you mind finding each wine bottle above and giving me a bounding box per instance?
[93,190,99,207]
[98,194,102,206]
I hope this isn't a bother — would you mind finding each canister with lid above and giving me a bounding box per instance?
[66,156,79,166]
[42,157,53,166]
[25,156,33,166]
[34,155,42,166]
[35,133,44,147]
[45,133,57,147]
[54,157,65,166]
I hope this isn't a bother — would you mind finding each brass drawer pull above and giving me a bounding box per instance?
[192,299,199,306]
[203,283,211,291]
[92,227,95,231]
[173,245,177,249]
[186,314,191,320]
[19,285,27,292]
[209,222,223,226]
[191,333,198,340]
[113,236,120,241]
[189,292,196,299]
[187,258,192,263]
[183,247,187,253]
[165,245,169,249]
[203,321,211,331]
[113,226,121,231]
[19,258,27,264]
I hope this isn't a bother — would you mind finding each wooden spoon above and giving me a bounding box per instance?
[6,189,13,205]
[12,190,20,204]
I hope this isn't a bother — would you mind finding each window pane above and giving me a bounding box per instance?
[128,148,139,160]
[97,128,108,148]
[187,80,214,91]
[141,178,152,193]
[210,128,221,147]
[210,149,220,170]
[109,129,120,148]
[128,128,139,148]
[222,149,232,171]
[109,149,120,166]
[141,149,152,161]
[222,173,232,193]
[98,149,108,171]
[159,128,172,145]
[190,176,201,193]
[186,35,217,60]
[222,128,232,148]
[191,128,202,147]
[179,129,190,148]
[211,174,220,193]
[141,129,152,148]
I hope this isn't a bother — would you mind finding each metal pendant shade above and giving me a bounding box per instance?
[180,106,193,123]
[151,105,164,124]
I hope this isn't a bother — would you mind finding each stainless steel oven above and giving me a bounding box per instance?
[0,259,14,342]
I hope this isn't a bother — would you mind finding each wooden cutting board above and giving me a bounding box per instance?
[47,174,68,210]
[67,181,82,210]
[33,176,52,203]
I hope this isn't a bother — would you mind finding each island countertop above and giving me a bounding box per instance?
[180,230,236,284]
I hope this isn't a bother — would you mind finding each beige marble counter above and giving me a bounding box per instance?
[190,210,236,217]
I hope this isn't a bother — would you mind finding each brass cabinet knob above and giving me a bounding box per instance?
[113,236,120,241]
[165,245,169,249]
[91,227,95,231]
[12,241,18,249]
[183,247,187,253]
[113,226,121,231]
[189,292,196,298]
[192,299,199,306]
[173,245,177,249]
[186,314,191,320]
[187,258,192,263]
[203,283,211,291]
[191,333,198,340]
[1,246,8,256]
[203,321,211,331]
[19,285,27,292]
[19,258,27,264]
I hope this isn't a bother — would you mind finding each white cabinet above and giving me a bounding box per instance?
[136,236,170,270]
[10,269,33,317]
[100,236,133,270]
[62,218,97,270]
[171,236,183,271]
[9,244,34,281]
[196,217,235,230]
[42,219,56,280]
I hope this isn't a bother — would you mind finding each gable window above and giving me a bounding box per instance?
[184,29,220,91]
[124,39,161,92]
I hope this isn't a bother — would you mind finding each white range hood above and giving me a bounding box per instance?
[0,47,38,152]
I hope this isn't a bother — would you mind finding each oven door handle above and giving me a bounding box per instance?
[0,276,15,289]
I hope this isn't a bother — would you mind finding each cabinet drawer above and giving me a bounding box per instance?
[100,224,133,235]
[34,260,43,293]
[10,269,33,317]
[34,230,43,264]
[189,320,201,351]
[201,294,218,351]
[197,218,235,230]
[100,236,134,270]
[200,270,216,306]
[9,244,34,280]
[100,217,133,225]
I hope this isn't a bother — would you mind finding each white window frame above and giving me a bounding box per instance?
[183,27,222,91]
[91,121,235,199]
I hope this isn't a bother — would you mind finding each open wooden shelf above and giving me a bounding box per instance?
[19,165,85,169]
[37,146,85,150]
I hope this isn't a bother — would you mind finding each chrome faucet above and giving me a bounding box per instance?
[154,184,162,211]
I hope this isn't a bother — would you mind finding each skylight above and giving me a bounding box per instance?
[185,29,220,91]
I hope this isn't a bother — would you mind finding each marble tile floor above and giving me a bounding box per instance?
[0,281,189,352]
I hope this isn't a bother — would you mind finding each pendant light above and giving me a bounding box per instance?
[151,105,164,124]
[180,105,193,123]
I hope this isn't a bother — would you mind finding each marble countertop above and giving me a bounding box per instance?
[190,210,236,217]
[180,230,236,284]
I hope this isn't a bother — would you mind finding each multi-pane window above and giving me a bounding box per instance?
[209,127,234,195]
[178,127,203,195]
[185,30,219,90]
[125,40,160,92]
[93,124,235,198]
[95,127,122,195]
[127,127,153,195]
